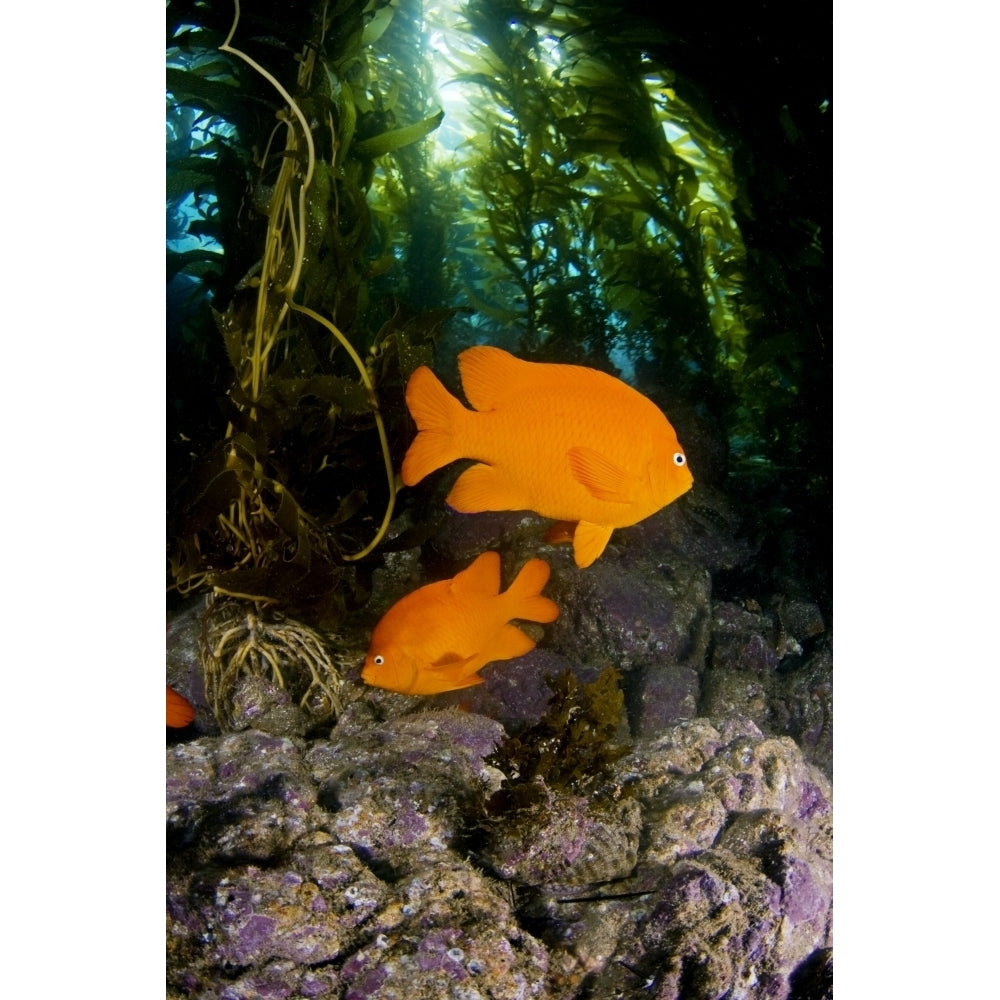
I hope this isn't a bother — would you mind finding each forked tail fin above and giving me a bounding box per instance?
[504,558,559,624]
[400,366,470,486]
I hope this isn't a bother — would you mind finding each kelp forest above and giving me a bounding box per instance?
[166,0,831,638]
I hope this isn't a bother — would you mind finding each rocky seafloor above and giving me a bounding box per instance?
[167,487,833,999]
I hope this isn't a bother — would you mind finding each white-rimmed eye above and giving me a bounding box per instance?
[673,452,686,467]
[373,655,385,665]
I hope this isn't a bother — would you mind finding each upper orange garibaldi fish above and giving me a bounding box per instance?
[401,346,694,567]
[362,551,558,695]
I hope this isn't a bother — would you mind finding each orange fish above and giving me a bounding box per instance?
[362,551,559,695]
[543,520,578,547]
[401,346,694,567]
[167,685,195,728]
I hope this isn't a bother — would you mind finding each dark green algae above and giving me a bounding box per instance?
[484,667,630,816]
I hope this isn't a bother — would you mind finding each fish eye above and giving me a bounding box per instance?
[673,452,686,467]
[373,654,384,665]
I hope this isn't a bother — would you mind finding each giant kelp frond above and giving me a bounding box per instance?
[365,0,462,313]
[424,0,745,393]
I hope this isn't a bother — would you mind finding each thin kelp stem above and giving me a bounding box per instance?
[220,1,316,194]
[170,0,443,623]
[220,0,316,401]
[217,1,393,562]
[288,301,397,561]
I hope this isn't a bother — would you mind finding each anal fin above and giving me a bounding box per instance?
[447,463,527,513]
[488,623,536,662]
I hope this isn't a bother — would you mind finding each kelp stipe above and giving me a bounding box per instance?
[167,0,447,629]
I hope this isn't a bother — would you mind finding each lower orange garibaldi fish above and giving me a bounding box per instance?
[362,551,559,695]
[401,346,694,567]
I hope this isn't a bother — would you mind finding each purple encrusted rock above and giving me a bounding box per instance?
[425,508,546,568]
[545,548,711,676]
[772,643,833,777]
[434,648,604,732]
[167,599,215,736]
[218,958,300,999]
[711,601,782,673]
[226,674,312,738]
[480,781,642,887]
[337,861,550,1000]
[636,663,702,735]
[628,482,757,574]
[167,731,317,863]
[305,709,506,875]
[167,692,830,1000]
[167,843,387,991]
[566,717,833,999]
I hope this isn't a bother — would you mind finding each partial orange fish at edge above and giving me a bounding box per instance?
[167,685,195,728]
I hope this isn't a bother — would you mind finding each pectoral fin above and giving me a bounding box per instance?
[430,651,478,671]
[567,447,637,503]
[427,671,485,692]
[422,652,485,693]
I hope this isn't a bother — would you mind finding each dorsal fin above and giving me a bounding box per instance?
[450,550,501,596]
[457,345,534,412]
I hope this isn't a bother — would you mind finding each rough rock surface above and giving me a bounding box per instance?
[168,492,830,769]
[356,500,830,770]
[168,482,832,998]
[167,710,831,999]
[700,601,831,777]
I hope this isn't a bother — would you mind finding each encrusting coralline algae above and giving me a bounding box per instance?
[167,698,831,999]
[168,470,832,1000]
